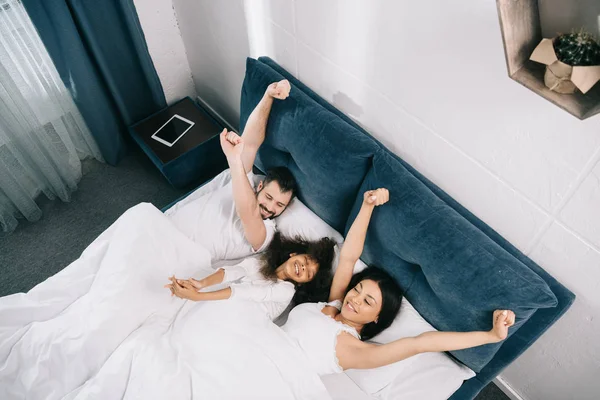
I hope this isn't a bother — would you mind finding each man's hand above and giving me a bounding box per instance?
[489,310,516,342]
[266,79,291,100]
[219,129,244,163]
[363,188,390,207]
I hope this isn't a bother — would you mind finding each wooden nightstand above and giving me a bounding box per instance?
[129,97,228,188]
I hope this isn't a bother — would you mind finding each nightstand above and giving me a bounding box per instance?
[129,97,228,188]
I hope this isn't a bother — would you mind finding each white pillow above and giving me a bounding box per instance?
[332,244,368,274]
[170,169,344,245]
[164,169,232,216]
[345,299,475,400]
[275,197,344,244]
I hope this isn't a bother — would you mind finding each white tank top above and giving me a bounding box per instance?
[282,300,360,376]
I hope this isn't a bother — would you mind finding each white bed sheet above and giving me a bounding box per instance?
[0,171,473,400]
[0,203,330,400]
[322,373,374,400]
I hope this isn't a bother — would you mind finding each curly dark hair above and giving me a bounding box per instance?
[260,232,336,305]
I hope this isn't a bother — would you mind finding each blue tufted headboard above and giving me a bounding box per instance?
[239,57,575,400]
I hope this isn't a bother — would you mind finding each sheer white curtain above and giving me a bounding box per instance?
[0,0,103,235]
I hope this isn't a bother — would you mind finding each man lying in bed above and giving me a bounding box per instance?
[169,79,295,261]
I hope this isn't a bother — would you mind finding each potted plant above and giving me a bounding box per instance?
[530,31,600,94]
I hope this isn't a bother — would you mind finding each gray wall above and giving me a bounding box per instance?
[539,0,600,38]
[171,0,251,128]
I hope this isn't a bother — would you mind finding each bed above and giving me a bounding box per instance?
[233,57,575,399]
[0,203,335,400]
[157,56,575,399]
[0,57,574,400]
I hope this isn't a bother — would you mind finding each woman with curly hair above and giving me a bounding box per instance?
[166,232,336,320]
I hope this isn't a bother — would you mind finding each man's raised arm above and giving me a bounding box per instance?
[235,79,291,173]
[220,130,265,251]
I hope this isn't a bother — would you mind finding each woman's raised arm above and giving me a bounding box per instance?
[328,189,389,302]
[336,309,516,370]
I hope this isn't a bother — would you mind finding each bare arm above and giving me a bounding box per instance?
[220,131,267,251]
[238,80,291,173]
[191,288,232,301]
[239,94,272,173]
[217,81,290,249]
[185,269,225,291]
[328,204,373,302]
[230,153,267,251]
[329,189,389,302]
[167,277,233,301]
[336,310,516,370]
[167,278,294,308]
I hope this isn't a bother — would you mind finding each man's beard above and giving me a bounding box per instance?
[256,188,275,219]
[259,204,274,219]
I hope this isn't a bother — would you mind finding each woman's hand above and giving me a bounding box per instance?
[164,276,200,301]
[363,188,389,207]
[489,309,516,342]
[266,79,291,100]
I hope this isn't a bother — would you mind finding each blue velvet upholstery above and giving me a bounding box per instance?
[236,57,576,399]
[346,148,557,371]
[241,57,557,371]
[240,59,380,233]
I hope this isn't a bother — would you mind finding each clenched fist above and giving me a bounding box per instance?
[266,80,291,100]
[363,188,390,207]
[219,129,244,161]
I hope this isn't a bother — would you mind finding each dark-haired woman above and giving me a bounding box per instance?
[282,189,516,375]
[165,232,336,320]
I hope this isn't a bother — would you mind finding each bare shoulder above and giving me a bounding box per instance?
[335,332,372,370]
[321,305,339,319]
[337,331,369,349]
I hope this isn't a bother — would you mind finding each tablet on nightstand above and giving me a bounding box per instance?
[151,114,195,147]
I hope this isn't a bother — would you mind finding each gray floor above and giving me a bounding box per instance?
[0,151,509,400]
[0,150,190,296]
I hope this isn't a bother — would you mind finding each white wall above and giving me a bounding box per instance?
[133,0,196,104]
[170,0,252,127]
[539,0,600,38]
[140,1,600,399]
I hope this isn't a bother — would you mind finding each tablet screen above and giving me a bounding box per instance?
[152,115,194,146]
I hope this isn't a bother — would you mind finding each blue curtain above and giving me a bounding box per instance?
[21,0,167,165]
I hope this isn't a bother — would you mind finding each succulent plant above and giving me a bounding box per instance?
[553,31,600,66]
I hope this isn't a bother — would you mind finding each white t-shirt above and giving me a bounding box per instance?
[282,300,360,376]
[220,256,296,320]
[167,170,277,261]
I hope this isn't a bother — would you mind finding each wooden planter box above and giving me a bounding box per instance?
[496,0,600,120]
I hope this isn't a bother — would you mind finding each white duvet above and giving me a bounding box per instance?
[0,203,331,400]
